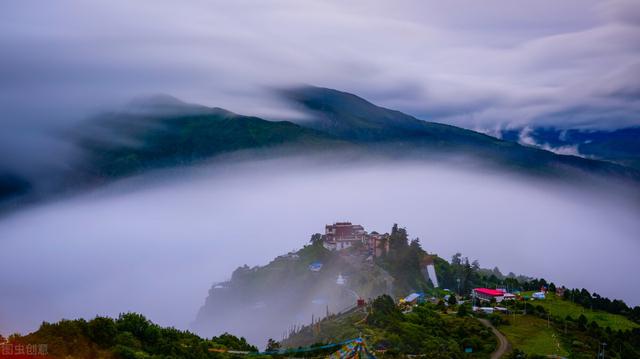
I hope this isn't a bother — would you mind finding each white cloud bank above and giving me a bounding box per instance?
[0,157,638,337]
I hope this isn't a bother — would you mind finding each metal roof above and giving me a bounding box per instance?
[404,293,421,302]
[474,288,505,296]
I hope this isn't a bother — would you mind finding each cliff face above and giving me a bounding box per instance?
[192,243,398,347]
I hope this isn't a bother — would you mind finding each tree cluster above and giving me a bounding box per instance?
[562,288,640,324]
[375,224,430,295]
[365,295,495,357]
[9,313,258,359]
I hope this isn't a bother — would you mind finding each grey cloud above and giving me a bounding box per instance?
[517,127,583,157]
[599,0,640,26]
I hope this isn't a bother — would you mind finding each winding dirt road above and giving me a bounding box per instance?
[478,318,511,359]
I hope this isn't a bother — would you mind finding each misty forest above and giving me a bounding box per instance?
[1,1,640,358]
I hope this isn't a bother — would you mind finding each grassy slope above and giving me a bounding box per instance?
[283,302,496,358]
[522,292,638,331]
[499,315,569,357]
[282,308,368,348]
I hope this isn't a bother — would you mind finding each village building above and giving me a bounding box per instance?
[308,261,323,272]
[475,307,495,314]
[403,292,424,305]
[532,291,546,300]
[322,222,390,257]
[368,232,389,257]
[472,288,506,303]
[321,222,441,292]
[323,222,367,250]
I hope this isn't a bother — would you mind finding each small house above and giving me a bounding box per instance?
[532,292,546,300]
[308,261,323,272]
[473,288,505,303]
[403,292,423,305]
[473,306,495,314]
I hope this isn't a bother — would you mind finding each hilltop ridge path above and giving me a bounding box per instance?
[478,318,511,359]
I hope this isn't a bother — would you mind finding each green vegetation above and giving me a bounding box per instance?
[194,236,394,346]
[7,222,637,358]
[283,295,496,358]
[560,287,640,325]
[433,251,640,331]
[5,86,639,206]
[197,223,640,357]
[522,292,638,331]
[282,86,640,181]
[284,308,366,347]
[82,109,341,179]
[374,224,430,296]
[369,224,640,357]
[490,299,640,358]
[8,313,258,359]
[499,315,568,357]
[433,252,550,299]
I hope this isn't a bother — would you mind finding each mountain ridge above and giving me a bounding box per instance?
[280,86,640,179]
[1,86,638,212]
[497,125,640,170]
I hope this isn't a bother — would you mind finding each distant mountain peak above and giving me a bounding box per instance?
[279,85,431,141]
[281,85,382,111]
[128,93,188,107]
[125,93,217,116]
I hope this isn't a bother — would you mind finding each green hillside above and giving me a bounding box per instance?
[282,295,497,358]
[281,86,640,180]
[77,105,342,180]
[282,85,512,145]
[2,87,639,209]
[194,223,640,357]
[3,223,640,358]
[522,292,638,331]
[489,301,640,358]
[193,223,455,348]
[193,238,397,347]
[499,315,569,357]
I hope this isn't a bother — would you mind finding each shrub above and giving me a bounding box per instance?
[87,316,117,348]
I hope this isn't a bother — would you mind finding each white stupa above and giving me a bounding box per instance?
[336,273,345,285]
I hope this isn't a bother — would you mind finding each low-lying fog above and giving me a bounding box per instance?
[1,156,639,340]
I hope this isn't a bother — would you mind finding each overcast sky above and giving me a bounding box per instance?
[2,0,639,128]
[1,0,640,175]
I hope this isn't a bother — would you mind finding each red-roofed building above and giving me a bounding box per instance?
[473,288,506,302]
[324,222,367,250]
[322,222,391,257]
